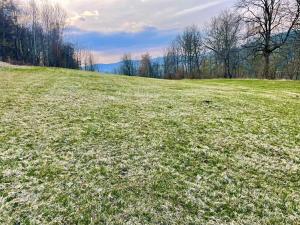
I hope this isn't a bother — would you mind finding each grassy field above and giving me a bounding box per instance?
[0,67,300,224]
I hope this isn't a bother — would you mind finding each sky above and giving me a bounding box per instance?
[28,0,236,63]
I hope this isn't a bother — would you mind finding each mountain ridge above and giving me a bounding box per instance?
[94,57,164,73]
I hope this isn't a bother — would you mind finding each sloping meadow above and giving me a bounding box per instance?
[0,67,300,224]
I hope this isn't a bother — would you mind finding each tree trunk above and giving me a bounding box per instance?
[226,57,232,79]
[224,58,231,78]
[223,59,227,78]
[263,53,270,79]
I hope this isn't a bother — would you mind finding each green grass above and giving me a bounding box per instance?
[0,67,300,224]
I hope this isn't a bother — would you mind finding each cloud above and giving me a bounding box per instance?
[65,27,178,63]
[18,0,236,63]
[58,0,235,33]
[90,46,165,64]
[174,0,226,17]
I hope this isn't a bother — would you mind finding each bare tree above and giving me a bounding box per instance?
[0,0,79,68]
[40,1,66,67]
[120,53,136,76]
[163,41,181,78]
[83,51,96,71]
[28,0,39,64]
[152,61,161,78]
[177,25,204,78]
[163,26,204,79]
[0,0,18,62]
[205,10,241,78]
[139,53,153,77]
[237,0,300,78]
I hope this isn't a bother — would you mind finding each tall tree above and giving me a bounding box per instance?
[177,25,204,78]
[0,0,18,61]
[39,1,66,67]
[205,10,241,78]
[163,41,180,78]
[83,51,96,71]
[120,53,136,76]
[28,0,39,64]
[163,26,204,79]
[152,61,161,78]
[139,53,153,77]
[0,0,79,69]
[237,0,300,78]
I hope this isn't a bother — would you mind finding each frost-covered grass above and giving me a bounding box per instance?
[0,67,300,224]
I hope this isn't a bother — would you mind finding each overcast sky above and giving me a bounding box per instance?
[29,0,236,63]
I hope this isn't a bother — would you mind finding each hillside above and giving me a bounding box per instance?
[94,57,164,73]
[0,67,300,224]
[93,62,122,73]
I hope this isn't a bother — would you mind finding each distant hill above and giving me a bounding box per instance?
[94,57,164,74]
[93,62,122,74]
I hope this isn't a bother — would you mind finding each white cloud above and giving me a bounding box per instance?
[17,0,235,63]
[174,0,225,17]
[92,46,165,64]
[25,0,235,33]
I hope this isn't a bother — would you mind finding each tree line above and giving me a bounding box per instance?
[0,0,84,69]
[119,0,300,80]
